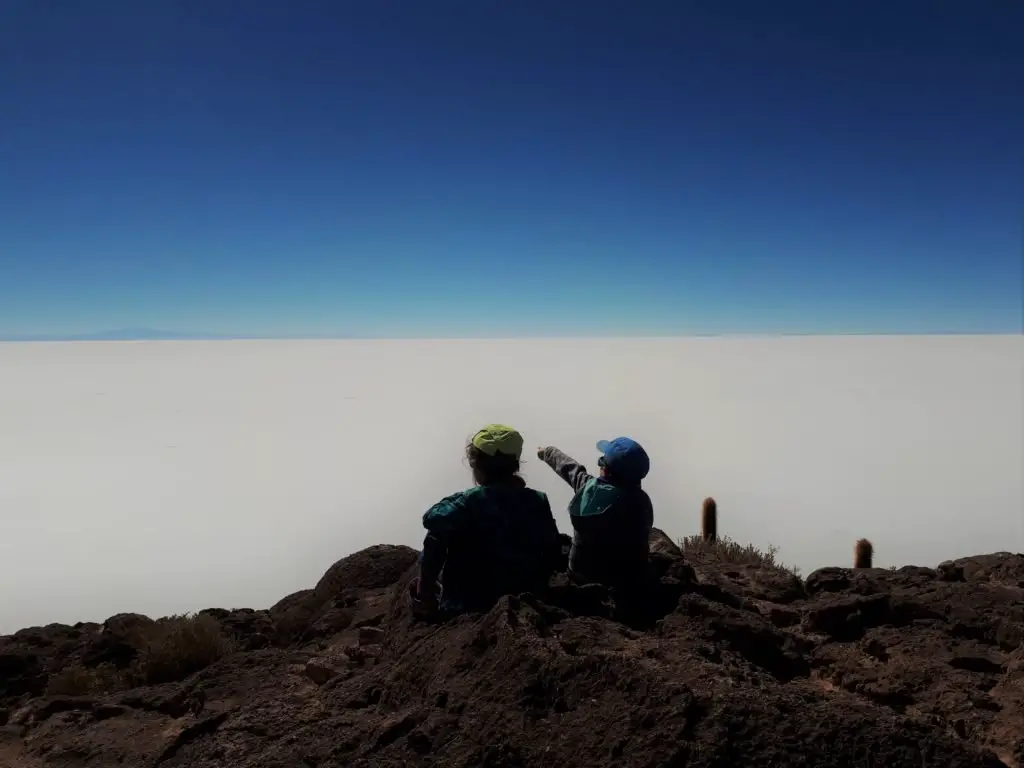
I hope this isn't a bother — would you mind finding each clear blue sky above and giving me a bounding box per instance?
[1,1,1021,337]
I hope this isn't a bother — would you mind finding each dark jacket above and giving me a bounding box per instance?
[539,447,653,588]
[421,477,562,612]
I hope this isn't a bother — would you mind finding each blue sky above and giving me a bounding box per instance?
[1,1,1021,337]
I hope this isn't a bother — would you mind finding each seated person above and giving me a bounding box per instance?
[411,424,562,617]
[537,437,654,589]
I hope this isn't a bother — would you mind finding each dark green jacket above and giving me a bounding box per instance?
[540,447,653,588]
[421,478,561,612]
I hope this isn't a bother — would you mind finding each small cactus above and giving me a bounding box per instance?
[701,497,718,543]
[854,538,873,569]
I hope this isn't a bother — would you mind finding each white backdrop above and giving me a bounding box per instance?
[1,335,1021,631]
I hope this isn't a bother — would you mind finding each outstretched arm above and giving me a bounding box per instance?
[537,446,594,493]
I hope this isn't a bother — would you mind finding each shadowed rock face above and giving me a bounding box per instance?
[0,532,1021,767]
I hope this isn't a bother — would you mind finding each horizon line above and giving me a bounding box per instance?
[1,329,1021,343]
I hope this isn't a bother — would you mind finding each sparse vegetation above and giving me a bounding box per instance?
[679,534,801,578]
[45,663,127,696]
[127,613,233,685]
[44,613,233,696]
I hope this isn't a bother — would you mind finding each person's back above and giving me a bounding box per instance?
[415,425,562,615]
[538,437,654,589]
[568,475,653,588]
[425,479,557,611]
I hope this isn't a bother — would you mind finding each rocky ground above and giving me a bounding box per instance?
[1,531,1022,767]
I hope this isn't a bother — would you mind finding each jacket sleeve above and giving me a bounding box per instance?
[419,492,469,590]
[539,447,594,493]
[422,492,470,541]
[418,532,445,593]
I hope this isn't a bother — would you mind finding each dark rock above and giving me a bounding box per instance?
[101,613,154,637]
[197,608,231,621]
[953,553,1024,584]
[649,527,682,558]
[313,544,420,601]
[92,703,128,721]
[763,604,801,628]
[647,551,678,580]
[243,632,270,651]
[804,567,852,595]
[949,654,1005,675]
[304,659,343,685]
[357,626,384,646]
[0,543,1021,768]
[802,593,893,641]
[938,561,966,582]
[996,619,1024,651]
[0,651,46,699]
[80,633,138,669]
[307,605,354,639]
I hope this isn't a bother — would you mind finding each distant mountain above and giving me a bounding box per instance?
[0,328,244,342]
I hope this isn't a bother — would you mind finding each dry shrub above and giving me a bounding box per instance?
[43,613,232,696]
[46,663,126,696]
[679,534,801,578]
[127,613,233,686]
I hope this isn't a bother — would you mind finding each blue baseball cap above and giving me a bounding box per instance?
[595,437,650,483]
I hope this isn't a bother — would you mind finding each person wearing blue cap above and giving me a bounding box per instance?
[536,437,654,589]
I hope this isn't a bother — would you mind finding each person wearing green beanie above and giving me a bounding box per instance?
[410,424,563,618]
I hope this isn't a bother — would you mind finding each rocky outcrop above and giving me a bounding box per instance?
[0,532,1021,767]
